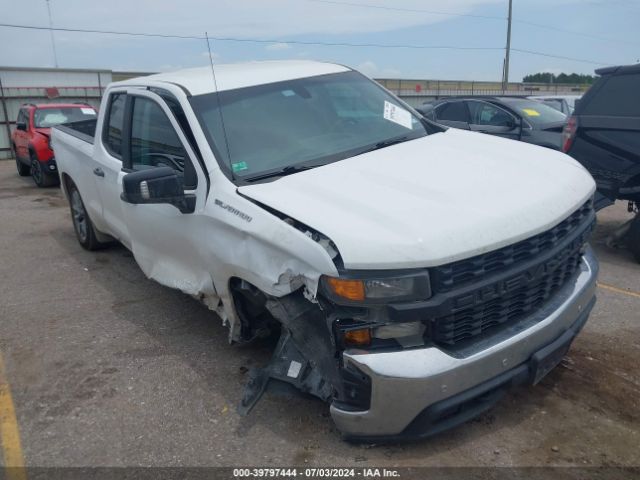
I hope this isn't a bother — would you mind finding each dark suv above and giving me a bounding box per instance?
[562,64,640,261]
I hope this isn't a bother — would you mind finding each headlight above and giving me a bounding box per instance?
[373,321,424,339]
[340,321,426,348]
[322,272,430,304]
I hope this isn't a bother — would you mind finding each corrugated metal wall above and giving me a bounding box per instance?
[0,67,113,159]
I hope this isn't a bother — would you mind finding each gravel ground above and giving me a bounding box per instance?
[0,159,638,469]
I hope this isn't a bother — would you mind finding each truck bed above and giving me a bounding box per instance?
[54,118,97,144]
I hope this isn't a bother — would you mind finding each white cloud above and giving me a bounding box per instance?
[265,42,291,51]
[201,51,221,59]
[356,60,401,78]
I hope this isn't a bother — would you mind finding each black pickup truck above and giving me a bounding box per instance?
[562,64,640,261]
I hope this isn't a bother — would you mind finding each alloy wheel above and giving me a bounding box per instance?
[70,190,88,243]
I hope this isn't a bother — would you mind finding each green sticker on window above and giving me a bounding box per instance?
[231,161,248,172]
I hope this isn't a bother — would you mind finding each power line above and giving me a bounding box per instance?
[512,48,608,65]
[0,23,203,40]
[0,22,612,65]
[306,0,506,20]
[0,23,502,50]
[306,0,639,47]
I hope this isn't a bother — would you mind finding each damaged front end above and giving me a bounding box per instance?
[232,210,376,416]
[232,205,432,417]
[234,284,373,417]
[234,267,435,416]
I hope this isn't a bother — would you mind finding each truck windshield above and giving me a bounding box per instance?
[189,71,428,181]
[34,107,96,128]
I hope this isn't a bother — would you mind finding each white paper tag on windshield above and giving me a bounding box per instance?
[287,361,302,378]
[81,108,96,115]
[383,101,412,129]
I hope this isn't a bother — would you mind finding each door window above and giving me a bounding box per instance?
[129,97,197,188]
[103,93,126,159]
[467,101,514,127]
[435,102,469,122]
[16,109,27,128]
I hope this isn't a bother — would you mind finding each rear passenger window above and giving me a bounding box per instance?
[583,74,640,117]
[103,93,126,158]
[436,102,469,122]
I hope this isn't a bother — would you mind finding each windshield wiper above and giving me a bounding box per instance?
[359,135,412,155]
[244,164,324,182]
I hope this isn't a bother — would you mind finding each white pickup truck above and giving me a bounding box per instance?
[52,60,598,441]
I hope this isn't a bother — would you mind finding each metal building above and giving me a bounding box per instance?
[0,67,150,160]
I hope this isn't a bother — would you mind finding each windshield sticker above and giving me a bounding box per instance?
[522,108,541,117]
[231,161,248,173]
[383,101,413,129]
[281,89,296,97]
[80,108,96,115]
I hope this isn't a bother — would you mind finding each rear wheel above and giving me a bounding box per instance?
[68,182,109,251]
[14,146,30,176]
[30,151,57,187]
[628,213,640,263]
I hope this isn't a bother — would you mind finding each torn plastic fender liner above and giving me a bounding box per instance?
[238,291,342,415]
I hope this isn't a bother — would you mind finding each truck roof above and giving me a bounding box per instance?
[113,60,351,96]
[595,63,640,76]
[23,103,94,109]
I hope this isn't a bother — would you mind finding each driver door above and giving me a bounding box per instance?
[119,89,210,292]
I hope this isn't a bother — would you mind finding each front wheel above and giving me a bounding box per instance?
[15,146,30,176]
[68,183,109,251]
[628,213,640,263]
[30,152,58,187]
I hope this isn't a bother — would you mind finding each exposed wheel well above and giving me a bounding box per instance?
[228,277,279,343]
[60,173,75,200]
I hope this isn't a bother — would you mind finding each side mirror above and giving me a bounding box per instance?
[506,116,520,130]
[16,122,27,131]
[121,167,195,214]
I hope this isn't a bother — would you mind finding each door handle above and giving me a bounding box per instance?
[93,167,105,177]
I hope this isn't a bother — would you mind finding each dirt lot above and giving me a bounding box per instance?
[0,159,639,469]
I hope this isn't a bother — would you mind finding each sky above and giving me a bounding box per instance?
[0,0,638,81]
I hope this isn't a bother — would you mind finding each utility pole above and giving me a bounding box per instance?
[502,0,512,90]
[46,0,59,68]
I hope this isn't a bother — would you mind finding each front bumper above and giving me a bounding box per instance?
[330,247,598,440]
[42,157,57,172]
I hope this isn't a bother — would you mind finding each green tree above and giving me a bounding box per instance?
[523,72,596,84]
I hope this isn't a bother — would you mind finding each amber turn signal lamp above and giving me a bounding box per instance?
[326,277,365,301]
[343,328,372,347]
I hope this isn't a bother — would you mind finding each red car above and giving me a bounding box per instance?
[12,103,97,187]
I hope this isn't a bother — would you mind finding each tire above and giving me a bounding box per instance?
[68,182,110,251]
[628,214,640,263]
[30,151,58,187]
[15,152,30,176]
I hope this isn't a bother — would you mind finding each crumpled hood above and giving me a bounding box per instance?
[239,128,595,269]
